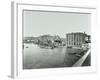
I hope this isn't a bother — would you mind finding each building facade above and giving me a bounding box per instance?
[66,32,90,48]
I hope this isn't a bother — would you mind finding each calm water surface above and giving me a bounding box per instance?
[23,43,81,69]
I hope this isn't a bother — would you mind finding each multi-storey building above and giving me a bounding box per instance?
[66,32,90,48]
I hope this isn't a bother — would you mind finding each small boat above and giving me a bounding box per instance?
[26,46,29,48]
[75,54,81,57]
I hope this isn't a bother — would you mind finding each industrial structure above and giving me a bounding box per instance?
[66,32,91,49]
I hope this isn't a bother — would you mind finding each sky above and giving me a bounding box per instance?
[23,10,91,38]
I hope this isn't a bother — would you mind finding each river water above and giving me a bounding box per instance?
[23,43,82,69]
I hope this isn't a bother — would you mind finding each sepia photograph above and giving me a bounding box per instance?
[22,10,91,69]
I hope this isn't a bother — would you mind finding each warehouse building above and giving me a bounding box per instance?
[66,32,90,49]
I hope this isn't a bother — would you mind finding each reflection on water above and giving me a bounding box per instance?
[23,43,82,69]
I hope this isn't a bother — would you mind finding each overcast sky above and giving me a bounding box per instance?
[23,10,90,38]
